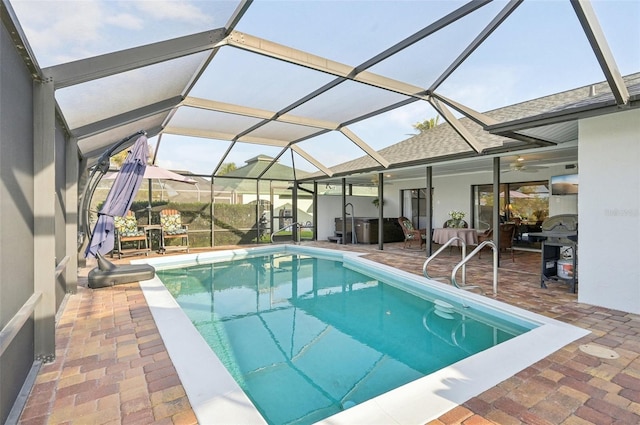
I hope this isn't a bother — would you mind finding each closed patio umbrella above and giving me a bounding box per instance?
[85,135,148,257]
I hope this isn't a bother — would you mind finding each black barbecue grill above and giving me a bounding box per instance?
[529,214,578,293]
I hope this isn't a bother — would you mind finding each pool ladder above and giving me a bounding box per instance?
[270,222,302,244]
[423,238,499,295]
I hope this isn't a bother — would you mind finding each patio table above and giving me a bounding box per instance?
[432,228,478,247]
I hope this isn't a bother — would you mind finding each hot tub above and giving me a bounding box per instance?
[335,217,405,244]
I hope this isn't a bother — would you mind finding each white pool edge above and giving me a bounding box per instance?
[133,245,589,425]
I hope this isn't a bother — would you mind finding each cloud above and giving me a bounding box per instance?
[12,0,105,50]
[11,0,213,66]
[132,1,211,24]
[105,13,145,30]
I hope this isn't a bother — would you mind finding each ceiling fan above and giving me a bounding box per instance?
[503,156,546,173]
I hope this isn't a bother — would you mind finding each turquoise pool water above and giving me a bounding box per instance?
[156,252,535,425]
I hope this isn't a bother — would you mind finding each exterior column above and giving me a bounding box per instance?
[292,182,298,243]
[493,157,501,268]
[33,78,56,362]
[426,167,433,256]
[341,178,347,244]
[64,136,78,294]
[377,172,384,250]
[312,181,318,241]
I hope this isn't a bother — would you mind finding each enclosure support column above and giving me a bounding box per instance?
[493,157,501,267]
[426,167,433,256]
[292,181,298,243]
[377,172,384,251]
[33,78,56,362]
[256,179,260,244]
[341,178,347,244]
[312,182,318,241]
[64,136,78,294]
[211,177,215,247]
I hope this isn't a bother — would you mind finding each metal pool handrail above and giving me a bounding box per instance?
[270,222,301,244]
[423,236,467,286]
[451,241,498,295]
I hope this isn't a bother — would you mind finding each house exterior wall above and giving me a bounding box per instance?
[316,195,379,241]
[316,161,580,243]
[578,108,640,313]
[0,21,36,424]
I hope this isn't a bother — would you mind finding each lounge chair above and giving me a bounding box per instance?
[398,217,426,249]
[160,209,189,253]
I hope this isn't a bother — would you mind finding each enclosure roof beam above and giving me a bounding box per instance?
[571,0,629,105]
[73,96,182,139]
[163,126,290,147]
[44,28,227,89]
[256,148,287,180]
[339,127,390,168]
[429,98,483,153]
[430,92,499,127]
[182,97,340,130]
[430,0,523,93]
[291,145,334,177]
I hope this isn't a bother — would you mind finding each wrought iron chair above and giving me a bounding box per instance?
[160,209,189,253]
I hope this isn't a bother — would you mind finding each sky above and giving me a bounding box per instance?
[9,0,640,175]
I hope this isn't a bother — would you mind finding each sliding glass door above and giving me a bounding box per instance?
[472,180,549,249]
[401,188,429,229]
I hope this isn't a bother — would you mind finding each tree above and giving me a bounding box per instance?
[110,143,154,167]
[412,116,440,134]
[110,149,129,168]
[218,162,237,176]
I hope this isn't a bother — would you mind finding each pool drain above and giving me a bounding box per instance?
[579,344,619,359]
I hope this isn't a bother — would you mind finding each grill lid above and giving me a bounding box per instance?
[541,214,578,233]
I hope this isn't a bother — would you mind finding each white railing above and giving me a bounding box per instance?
[423,236,467,285]
[451,241,498,295]
[270,222,301,244]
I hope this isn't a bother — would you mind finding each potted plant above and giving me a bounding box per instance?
[447,210,466,228]
[372,198,385,208]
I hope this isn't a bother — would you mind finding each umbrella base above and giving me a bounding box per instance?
[88,253,155,289]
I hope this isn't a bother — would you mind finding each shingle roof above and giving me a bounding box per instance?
[312,72,640,178]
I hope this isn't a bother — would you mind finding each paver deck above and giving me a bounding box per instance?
[17,242,640,424]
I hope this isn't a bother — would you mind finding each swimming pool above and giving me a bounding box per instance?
[135,245,588,424]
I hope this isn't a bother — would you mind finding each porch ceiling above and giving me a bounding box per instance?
[6,0,639,180]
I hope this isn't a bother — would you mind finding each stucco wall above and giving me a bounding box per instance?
[578,108,640,313]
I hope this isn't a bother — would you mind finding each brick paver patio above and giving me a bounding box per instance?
[17,242,640,424]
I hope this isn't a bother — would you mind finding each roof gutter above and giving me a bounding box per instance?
[486,94,639,135]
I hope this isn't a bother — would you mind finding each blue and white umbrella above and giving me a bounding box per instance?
[85,135,148,257]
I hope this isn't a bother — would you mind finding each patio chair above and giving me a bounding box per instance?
[113,211,150,259]
[160,209,189,253]
[398,217,425,249]
[478,223,516,261]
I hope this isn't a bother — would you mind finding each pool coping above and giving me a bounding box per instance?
[133,245,589,425]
